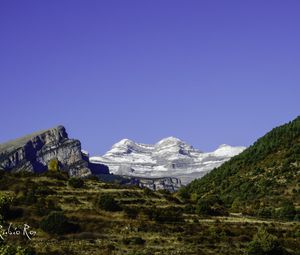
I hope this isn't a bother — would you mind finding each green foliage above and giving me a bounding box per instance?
[143,206,183,223]
[35,197,61,216]
[277,201,296,220]
[143,187,154,196]
[47,158,59,172]
[0,193,14,220]
[0,245,36,255]
[246,227,287,255]
[186,116,300,215]
[68,177,84,188]
[178,187,190,200]
[95,193,121,212]
[40,211,79,235]
[196,195,228,216]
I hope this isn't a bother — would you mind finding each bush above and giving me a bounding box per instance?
[143,188,154,196]
[68,178,84,188]
[123,206,140,219]
[0,193,14,220]
[246,227,287,255]
[143,206,183,223]
[40,211,79,235]
[196,195,228,216]
[123,237,146,245]
[95,193,121,212]
[278,201,296,220]
[35,197,61,216]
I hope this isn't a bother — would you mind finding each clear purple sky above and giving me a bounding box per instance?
[1,1,300,155]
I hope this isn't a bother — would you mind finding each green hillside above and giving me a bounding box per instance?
[184,116,300,219]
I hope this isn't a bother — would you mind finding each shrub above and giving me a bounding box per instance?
[143,206,183,223]
[0,193,14,220]
[35,197,61,216]
[123,237,146,245]
[95,193,121,212]
[196,195,228,216]
[40,211,79,235]
[278,201,296,220]
[68,177,84,188]
[123,206,140,219]
[246,227,287,255]
[0,245,36,255]
[143,187,154,196]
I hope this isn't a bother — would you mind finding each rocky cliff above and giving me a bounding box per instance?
[125,176,182,192]
[0,126,91,176]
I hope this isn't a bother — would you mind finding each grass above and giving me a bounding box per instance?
[0,172,299,254]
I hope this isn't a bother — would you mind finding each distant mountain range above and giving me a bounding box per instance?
[90,137,246,184]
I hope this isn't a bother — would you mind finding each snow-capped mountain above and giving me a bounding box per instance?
[90,137,246,185]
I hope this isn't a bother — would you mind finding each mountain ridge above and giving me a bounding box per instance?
[90,137,246,184]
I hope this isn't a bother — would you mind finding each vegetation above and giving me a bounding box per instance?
[0,158,298,254]
[0,245,36,255]
[246,227,287,255]
[47,158,59,172]
[95,193,121,212]
[68,177,84,188]
[1,118,300,253]
[0,192,13,220]
[184,116,300,219]
[40,211,79,235]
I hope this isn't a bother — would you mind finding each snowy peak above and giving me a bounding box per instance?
[212,144,246,157]
[155,136,184,146]
[90,137,246,184]
[107,138,154,156]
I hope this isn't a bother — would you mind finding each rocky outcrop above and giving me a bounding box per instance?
[124,176,182,192]
[81,150,110,175]
[0,126,91,177]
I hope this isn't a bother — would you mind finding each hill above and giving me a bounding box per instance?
[0,171,298,255]
[184,116,300,219]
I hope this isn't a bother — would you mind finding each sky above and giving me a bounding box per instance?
[0,1,300,155]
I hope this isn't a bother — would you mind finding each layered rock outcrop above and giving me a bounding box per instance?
[0,126,91,176]
[125,176,182,192]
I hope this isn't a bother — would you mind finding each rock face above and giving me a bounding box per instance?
[126,176,182,192]
[90,137,246,185]
[0,126,91,177]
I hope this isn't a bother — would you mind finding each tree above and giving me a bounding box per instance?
[47,158,59,172]
[278,201,296,220]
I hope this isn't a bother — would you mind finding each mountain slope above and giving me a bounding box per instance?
[90,137,245,184]
[0,126,108,177]
[186,116,300,212]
